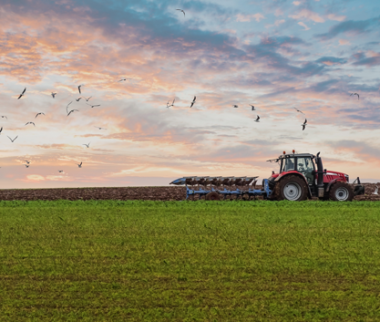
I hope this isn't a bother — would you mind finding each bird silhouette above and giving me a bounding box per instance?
[87,103,101,108]
[176,9,185,16]
[350,93,359,100]
[67,109,79,116]
[18,88,26,99]
[301,119,307,131]
[190,96,196,108]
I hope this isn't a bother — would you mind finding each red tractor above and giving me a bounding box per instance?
[267,151,365,201]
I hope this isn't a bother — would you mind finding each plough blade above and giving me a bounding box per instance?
[170,176,259,187]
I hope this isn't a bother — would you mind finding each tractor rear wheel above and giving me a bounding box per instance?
[205,192,221,201]
[329,182,354,201]
[275,175,308,201]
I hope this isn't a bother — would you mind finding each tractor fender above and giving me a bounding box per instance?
[326,179,338,192]
[274,172,312,198]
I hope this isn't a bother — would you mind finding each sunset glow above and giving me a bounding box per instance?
[0,0,379,188]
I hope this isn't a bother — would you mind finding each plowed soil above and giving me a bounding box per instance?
[0,183,378,201]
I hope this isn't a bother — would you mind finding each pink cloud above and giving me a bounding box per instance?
[339,39,350,45]
[290,9,325,23]
[327,13,346,22]
[298,22,310,30]
[236,13,265,22]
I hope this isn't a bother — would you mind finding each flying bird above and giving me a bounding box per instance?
[66,101,73,114]
[25,160,30,164]
[350,93,359,100]
[25,122,36,126]
[1,116,7,119]
[167,98,175,108]
[76,97,82,102]
[78,85,83,94]
[374,186,379,195]
[8,136,18,143]
[87,103,101,108]
[250,105,255,111]
[0,127,2,134]
[94,126,106,130]
[77,162,82,168]
[190,96,196,108]
[51,92,57,98]
[176,9,185,16]
[301,119,307,131]
[67,109,79,116]
[118,78,126,82]
[233,105,238,108]
[83,142,90,148]
[35,112,45,118]
[255,115,260,122]
[58,170,64,173]
[85,96,92,102]
[24,164,30,168]
[18,88,26,99]
[294,107,304,114]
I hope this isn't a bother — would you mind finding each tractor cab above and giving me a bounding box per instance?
[279,153,316,185]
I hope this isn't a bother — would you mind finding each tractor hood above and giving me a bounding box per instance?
[323,170,349,183]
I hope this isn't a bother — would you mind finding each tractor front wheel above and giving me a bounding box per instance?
[205,192,221,201]
[275,175,308,201]
[329,182,354,201]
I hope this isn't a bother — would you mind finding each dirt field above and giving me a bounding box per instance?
[0,183,378,201]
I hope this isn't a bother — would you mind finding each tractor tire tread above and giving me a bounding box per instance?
[329,181,354,202]
[274,175,308,201]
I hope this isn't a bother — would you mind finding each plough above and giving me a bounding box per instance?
[170,176,272,200]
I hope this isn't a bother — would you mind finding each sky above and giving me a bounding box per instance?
[0,0,379,188]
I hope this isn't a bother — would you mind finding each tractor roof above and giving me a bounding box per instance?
[266,153,315,163]
[279,153,315,159]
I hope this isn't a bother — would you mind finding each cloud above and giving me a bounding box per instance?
[316,56,347,65]
[298,22,310,31]
[236,13,265,22]
[316,16,380,40]
[290,9,325,23]
[339,39,350,46]
[327,13,346,22]
[353,55,380,66]
[328,140,380,163]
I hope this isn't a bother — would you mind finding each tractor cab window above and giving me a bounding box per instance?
[297,157,315,184]
[281,157,296,172]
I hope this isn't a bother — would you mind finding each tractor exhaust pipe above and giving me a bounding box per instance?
[316,152,324,198]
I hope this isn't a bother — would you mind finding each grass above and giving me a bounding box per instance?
[1,200,380,321]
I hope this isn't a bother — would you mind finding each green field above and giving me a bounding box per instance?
[1,200,380,321]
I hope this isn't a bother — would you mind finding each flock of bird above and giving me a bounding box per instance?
[1,84,103,172]
[0,8,368,179]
